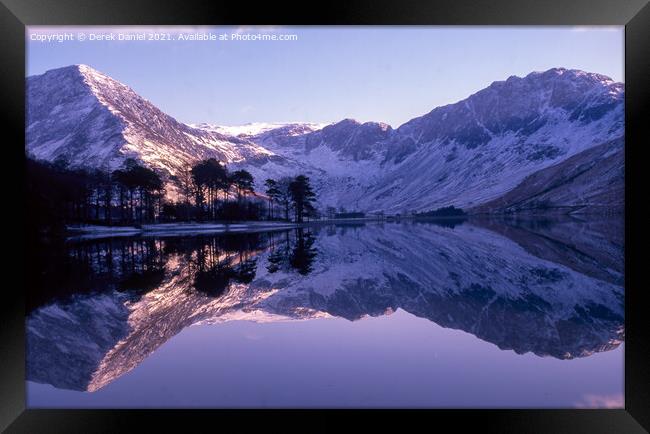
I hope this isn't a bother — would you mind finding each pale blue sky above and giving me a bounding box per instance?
[26,26,624,128]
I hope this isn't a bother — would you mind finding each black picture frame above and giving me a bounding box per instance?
[2,0,648,432]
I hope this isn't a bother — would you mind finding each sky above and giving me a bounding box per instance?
[26,26,624,128]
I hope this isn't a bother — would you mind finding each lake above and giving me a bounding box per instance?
[26,217,625,408]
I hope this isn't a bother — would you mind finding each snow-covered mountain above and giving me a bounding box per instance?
[362,68,624,212]
[26,65,624,212]
[232,119,399,208]
[26,65,279,177]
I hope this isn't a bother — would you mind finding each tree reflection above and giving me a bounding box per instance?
[267,228,317,275]
[185,234,262,297]
[290,229,317,275]
[28,232,271,310]
[25,219,626,396]
[28,237,169,311]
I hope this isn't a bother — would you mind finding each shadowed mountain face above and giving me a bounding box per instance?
[26,219,624,392]
[472,137,624,215]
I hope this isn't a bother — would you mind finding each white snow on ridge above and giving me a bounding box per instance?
[191,122,329,137]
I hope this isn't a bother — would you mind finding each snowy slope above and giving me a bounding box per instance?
[238,119,398,208]
[357,68,624,212]
[26,65,279,177]
[472,137,624,214]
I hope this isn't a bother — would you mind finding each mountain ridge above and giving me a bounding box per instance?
[26,64,624,213]
[27,64,279,176]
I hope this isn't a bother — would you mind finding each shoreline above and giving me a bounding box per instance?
[66,221,300,239]
[65,218,385,240]
[64,212,622,240]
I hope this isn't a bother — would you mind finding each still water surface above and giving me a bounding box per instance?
[26,217,624,408]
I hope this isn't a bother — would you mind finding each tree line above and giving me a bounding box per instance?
[27,156,319,235]
[167,158,261,222]
[168,159,318,223]
[264,175,317,223]
[27,157,165,234]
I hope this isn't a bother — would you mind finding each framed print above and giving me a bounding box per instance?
[2,0,648,432]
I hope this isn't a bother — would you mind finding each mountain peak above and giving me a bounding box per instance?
[26,64,624,213]
[527,67,617,84]
[76,64,118,83]
[76,63,96,72]
[33,63,104,80]
[26,64,277,178]
[398,66,623,140]
[335,118,362,127]
[486,67,619,92]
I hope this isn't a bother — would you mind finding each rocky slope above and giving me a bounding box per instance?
[471,137,624,215]
[356,68,624,212]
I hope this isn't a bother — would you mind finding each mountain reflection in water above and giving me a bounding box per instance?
[26,217,624,394]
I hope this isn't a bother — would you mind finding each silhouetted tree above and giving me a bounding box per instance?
[98,168,113,224]
[289,175,316,223]
[111,159,162,223]
[276,177,293,221]
[191,159,232,220]
[230,169,254,202]
[172,167,196,220]
[264,178,280,220]
[189,160,267,222]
